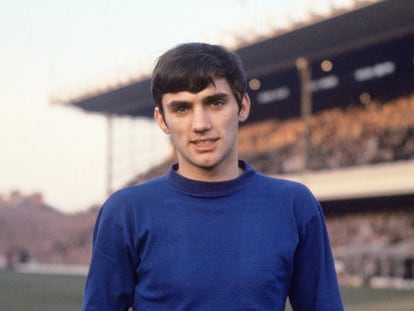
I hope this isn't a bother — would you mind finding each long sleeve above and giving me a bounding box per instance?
[288,199,344,311]
[82,196,138,311]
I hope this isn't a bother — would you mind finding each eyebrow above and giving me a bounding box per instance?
[202,93,229,104]
[166,92,230,108]
[166,100,191,111]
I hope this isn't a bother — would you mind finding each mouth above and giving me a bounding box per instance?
[191,138,219,150]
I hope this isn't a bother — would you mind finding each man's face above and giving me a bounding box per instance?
[154,78,250,181]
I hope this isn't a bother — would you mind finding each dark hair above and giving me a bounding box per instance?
[151,42,247,114]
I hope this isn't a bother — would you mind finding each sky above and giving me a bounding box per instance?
[0,0,355,213]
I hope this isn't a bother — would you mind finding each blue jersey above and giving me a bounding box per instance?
[82,161,343,310]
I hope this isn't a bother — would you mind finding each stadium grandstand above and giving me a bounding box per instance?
[58,0,414,287]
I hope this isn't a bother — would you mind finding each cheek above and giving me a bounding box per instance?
[168,124,187,144]
[222,114,240,133]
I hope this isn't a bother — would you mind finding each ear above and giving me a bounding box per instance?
[154,107,170,134]
[238,93,251,122]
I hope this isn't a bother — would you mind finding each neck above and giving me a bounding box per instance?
[176,161,242,182]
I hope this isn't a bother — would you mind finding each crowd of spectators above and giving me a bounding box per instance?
[328,209,414,287]
[238,93,414,174]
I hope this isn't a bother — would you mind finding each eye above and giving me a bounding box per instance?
[176,105,187,112]
[171,103,190,113]
[207,97,227,110]
[206,94,228,108]
[211,99,225,107]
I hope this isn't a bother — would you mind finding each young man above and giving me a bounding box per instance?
[82,42,344,310]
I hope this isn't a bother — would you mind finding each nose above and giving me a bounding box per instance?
[192,106,212,133]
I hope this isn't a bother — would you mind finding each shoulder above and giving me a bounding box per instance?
[111,175,167,200]
[252,173,322,218]
[98,175,168,218]
[253,172,315,198]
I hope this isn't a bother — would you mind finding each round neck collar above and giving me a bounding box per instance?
[165,160,256,197]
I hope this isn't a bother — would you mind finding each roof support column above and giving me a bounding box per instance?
[296,57,312,172]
